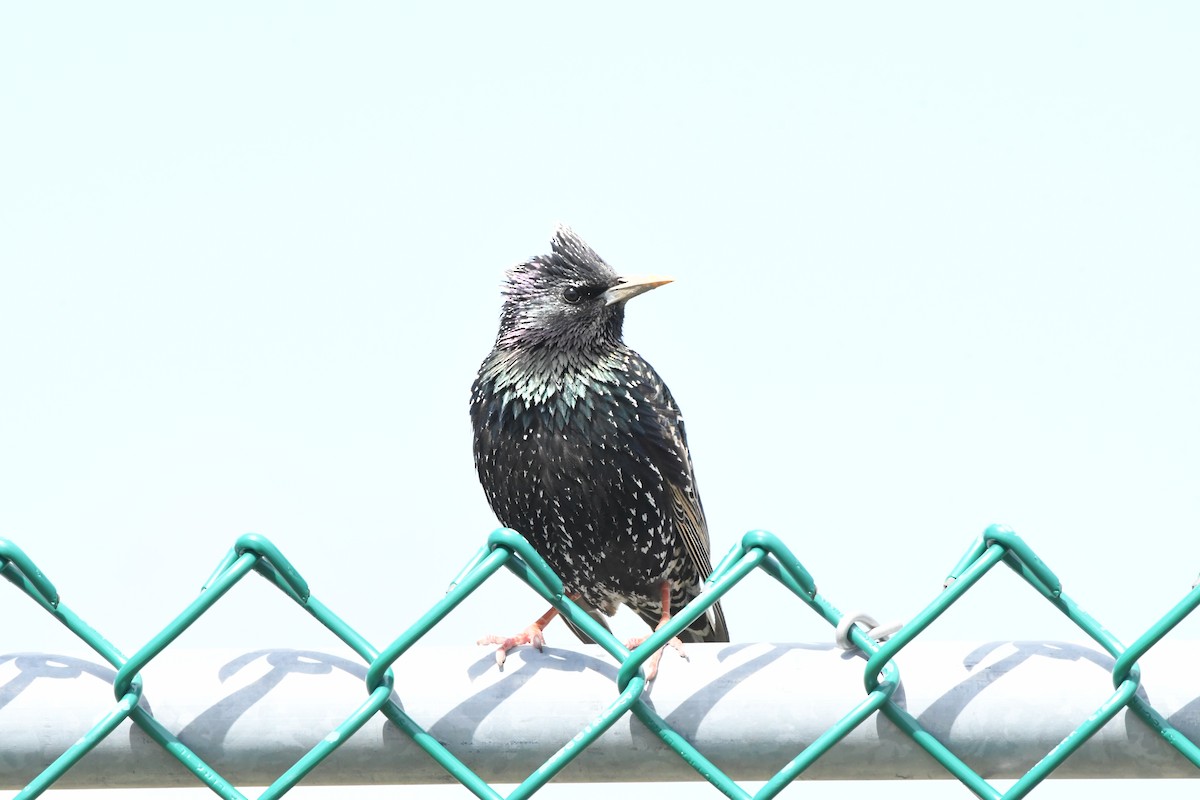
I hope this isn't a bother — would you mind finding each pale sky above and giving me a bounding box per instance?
[3,3,1199,799]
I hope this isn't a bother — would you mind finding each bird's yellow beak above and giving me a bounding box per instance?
[603,274,674,307]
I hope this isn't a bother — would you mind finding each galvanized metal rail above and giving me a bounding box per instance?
[2,641,1200,789]
[3,525,1200,799]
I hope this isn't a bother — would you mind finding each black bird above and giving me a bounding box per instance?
[470,226,729,678]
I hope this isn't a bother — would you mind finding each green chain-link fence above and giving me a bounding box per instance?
[3,523,1200,799]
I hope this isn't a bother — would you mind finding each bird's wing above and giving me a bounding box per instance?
[667,463,730,642]
[635,358,730,643]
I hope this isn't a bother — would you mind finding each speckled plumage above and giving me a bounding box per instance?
[470,227,728,645]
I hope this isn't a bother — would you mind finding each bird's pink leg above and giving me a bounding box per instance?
[625,581,688,681]
[478,597,577,668]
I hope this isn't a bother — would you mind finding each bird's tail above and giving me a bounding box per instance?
[562,601,614,644]
[633,590,729,644]
[687,596,729,643]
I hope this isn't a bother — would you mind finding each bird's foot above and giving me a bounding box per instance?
[477,623,546,669]
[625,632,688,681]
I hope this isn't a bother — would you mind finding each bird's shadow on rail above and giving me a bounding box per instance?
[422,642,840,752]
[650,642,835,743]
[421,645,622,746]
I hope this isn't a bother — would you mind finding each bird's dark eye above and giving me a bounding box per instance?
[562,286,582,304]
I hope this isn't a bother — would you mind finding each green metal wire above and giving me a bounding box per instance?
[4,521,1200,798]
[863,525,1157,800]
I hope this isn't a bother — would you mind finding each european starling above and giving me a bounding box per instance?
[470,226,729,679]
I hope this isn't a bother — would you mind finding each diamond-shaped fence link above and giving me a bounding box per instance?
[2,523,1200,798]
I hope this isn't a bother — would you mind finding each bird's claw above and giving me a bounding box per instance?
[477,624,546,670]
[624,633,688,681]
[668,636,689,660]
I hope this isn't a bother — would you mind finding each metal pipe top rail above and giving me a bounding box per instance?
[5,525,1200,799]
[3,640,1199,788]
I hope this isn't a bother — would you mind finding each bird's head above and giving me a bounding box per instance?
[496,226,672,354]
